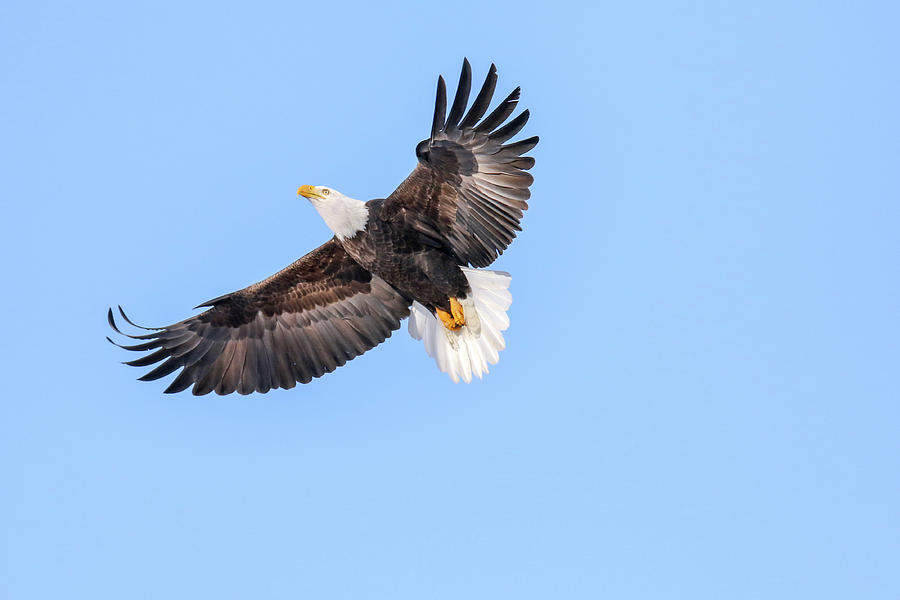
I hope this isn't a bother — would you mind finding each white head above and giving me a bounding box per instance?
[297,185,369,240]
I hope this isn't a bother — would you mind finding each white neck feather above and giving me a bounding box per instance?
[312,191,369,240]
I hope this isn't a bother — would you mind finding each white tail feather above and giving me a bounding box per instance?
[408,268,512,383]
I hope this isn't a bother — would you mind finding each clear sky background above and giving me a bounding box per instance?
[1,1,898,598]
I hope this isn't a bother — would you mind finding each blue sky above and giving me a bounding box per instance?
[2,1,898,598]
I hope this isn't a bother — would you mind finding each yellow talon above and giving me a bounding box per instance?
[436,308,458,330]
[437,298,466,331]
[449,297,466,327]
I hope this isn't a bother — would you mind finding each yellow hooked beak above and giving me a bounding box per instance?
[297,185,323,200]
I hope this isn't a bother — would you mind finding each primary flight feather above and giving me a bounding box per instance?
[109,59,538,394]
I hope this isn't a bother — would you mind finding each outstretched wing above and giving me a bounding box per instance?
[380,58,538,268]
[109,239,411,395]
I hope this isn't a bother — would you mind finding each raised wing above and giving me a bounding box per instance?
[109,239,411,395]
[380,59,538,268]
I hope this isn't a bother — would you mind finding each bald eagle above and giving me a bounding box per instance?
[109,59,538,394]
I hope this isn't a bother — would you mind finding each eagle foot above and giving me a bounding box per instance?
[437,298,466,331]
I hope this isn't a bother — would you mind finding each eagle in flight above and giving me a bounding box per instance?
[109,59,538,394]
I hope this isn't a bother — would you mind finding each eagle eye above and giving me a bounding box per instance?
[322,189,330,196]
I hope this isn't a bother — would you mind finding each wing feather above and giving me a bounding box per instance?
[430,76,447,141]
[381,60,538,268]
[444,58,472,132]
[490,109,530,143]
[474,87,520,134]
[459,64,498,129]
[110,239,411,395]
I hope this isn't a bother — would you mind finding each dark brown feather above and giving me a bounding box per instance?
[459,64,497,129]
[445,58,472,132]
[475,87,520,134]
[109,239,411,395]
[430,76,447,141]
[381,64,538,268]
